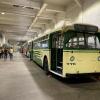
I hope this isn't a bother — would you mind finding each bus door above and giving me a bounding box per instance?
[29,42,33,60]
[51,33,64,74]
[31,41,34,60]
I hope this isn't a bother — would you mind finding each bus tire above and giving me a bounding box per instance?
[43,57,49,75]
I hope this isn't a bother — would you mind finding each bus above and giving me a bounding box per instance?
[22,42,31,58]
[30,24,100,78]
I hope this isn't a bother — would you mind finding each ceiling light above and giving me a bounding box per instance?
[1,12,5,15]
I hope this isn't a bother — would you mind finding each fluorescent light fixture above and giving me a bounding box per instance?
[1,12,5,15]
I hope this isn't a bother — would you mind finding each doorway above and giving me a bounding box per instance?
[51,33,64,74]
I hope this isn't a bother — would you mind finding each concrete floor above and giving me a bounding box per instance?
[0,52,100,100]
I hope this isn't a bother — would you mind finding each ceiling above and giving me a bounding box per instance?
[0,0,82,45]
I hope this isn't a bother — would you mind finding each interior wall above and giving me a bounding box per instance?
[82,0,100,27]
[65,1,82,24]
[65,0,100,27]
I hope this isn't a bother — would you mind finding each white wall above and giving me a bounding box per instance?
[66,0,100,27]
[82,0,100,26]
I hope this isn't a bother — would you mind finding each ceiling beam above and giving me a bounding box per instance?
[0,11,36,18]
[0,11,55,21]
[34,19,50,25]
[0,24,28,29]
[0,19,31,26]
[29,28,42,31]
[74,0,82,8]
[46,4,65,12]
[6,34,35,37]
[28,3,48,31]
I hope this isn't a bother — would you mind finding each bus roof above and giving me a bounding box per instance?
[32,23,99,42]
[49,23,98,34]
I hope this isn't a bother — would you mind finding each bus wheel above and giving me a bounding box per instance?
[43,57,49,75]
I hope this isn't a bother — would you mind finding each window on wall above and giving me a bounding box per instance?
[66,33,100,49]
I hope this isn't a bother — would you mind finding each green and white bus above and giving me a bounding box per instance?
[30,24,100,78]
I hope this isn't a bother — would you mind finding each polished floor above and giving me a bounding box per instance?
[0,52,100,100]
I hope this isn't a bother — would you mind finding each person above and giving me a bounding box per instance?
[4,48,8,60]
[0,48,1,59]
[9,47,13,60]
[1,48,4,58]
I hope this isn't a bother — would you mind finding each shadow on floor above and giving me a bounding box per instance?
[22,56,100,100]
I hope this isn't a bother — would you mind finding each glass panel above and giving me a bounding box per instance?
[41,40,48,49]
[96,37,100,48]
[79,37,84,41]
[65,32,100,49]
[87,36,95,48]
[73,38,77,42]
[52,34,64,48]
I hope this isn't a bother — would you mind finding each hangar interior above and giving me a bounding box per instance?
[0,0,99,45]
[0,0,100,100]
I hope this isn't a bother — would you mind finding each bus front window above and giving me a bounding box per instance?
[66,33,100,49]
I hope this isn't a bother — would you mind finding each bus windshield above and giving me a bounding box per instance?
[65,33,100,49]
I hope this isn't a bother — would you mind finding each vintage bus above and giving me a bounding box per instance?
[22,42,31,58]
[30,24,100,78]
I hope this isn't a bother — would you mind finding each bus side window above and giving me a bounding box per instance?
[87,36,95,48]
[87,36,100,49]
[96,37,100,48]
[66,37,78,48]
[41,40,48,49]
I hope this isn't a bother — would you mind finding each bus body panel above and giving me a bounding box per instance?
[42,49,51,69]
[63,50,100,77]
[32,49,50,68]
